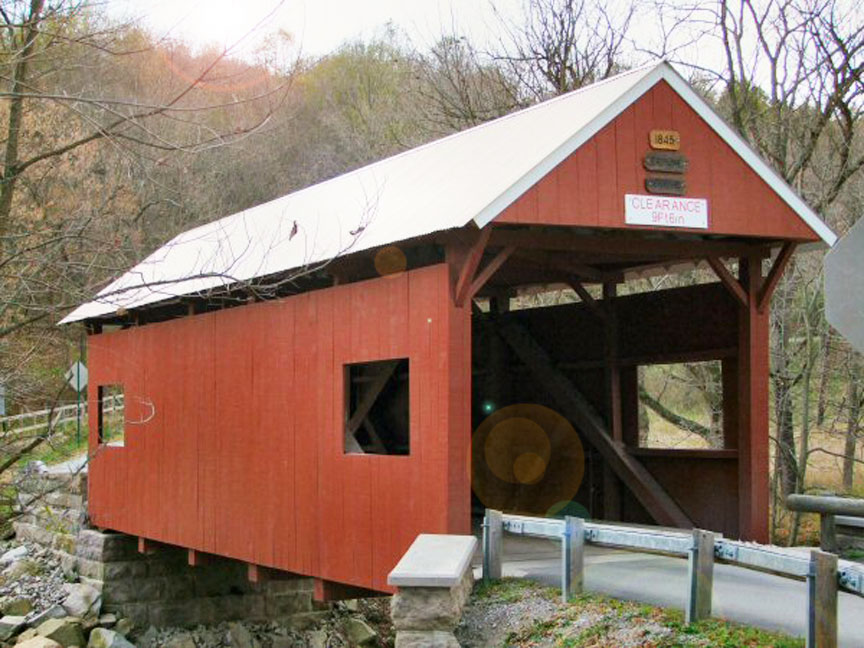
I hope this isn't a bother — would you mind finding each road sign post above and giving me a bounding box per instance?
[65,361,88,445]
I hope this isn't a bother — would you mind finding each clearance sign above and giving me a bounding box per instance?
[625,194,709,229]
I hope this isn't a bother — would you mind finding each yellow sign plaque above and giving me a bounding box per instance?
[649,129,681,151]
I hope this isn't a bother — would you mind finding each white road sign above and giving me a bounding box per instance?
[825,217,864,353]
[65,361,88,393]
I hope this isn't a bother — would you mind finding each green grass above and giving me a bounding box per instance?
[479,581,803,648]
[17,418,89,466]
[473,577,558,604]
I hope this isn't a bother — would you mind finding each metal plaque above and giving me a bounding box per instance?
[825,217,864,353]
[649,129,681,150]
[645,176,686,196]
[644,151,688,174]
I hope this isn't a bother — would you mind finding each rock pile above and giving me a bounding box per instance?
[0,540,391,648]
[0,542,136,648]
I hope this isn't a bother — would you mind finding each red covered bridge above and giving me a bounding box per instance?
[62,62,835,598]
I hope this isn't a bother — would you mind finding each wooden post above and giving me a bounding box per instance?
[721,358,739,450]
[820,514,838,554]
[737,255,771,543]
[485,293,510,417]
[807,549,838,648]
[603,282,622,521]
[483,509,503,581]
[137,537,158,555]
[247,563,267,584]
[187,549,209,567]
[562,516,585,601]
[686,529,715,623]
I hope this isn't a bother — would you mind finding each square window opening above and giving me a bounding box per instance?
[637,361,723,450]
[344,358,409,455]
[98,384,125,445]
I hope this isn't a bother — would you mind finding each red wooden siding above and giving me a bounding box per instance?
[87,263,472,593]
[496,80,821,242]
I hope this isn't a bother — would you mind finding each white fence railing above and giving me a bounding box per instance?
[0,395,124,437]
[482,509,863,648]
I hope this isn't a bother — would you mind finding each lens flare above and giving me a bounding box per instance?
[374,245,407,277]
[484,416,550,484]
[472,404,585,516]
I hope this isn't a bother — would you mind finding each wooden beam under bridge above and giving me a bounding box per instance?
[494,320,693,528]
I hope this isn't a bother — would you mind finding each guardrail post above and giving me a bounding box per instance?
[685,529,715,624]
[562,516,584,601]
[483,509,503,582]
[820,514,837,553]
[807,549,838,648]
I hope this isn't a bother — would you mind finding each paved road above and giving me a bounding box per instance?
[44,443,120,475]
[473,535,864,647]
[44,453,88,474]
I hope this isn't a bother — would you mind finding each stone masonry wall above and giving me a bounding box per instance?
[76,531,318,628]
[14,471,320,629]
[13,472,86,578]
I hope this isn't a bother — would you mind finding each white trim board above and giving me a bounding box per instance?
[477,62,836,247]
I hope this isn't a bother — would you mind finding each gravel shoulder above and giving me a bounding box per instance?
[456,578,805,648]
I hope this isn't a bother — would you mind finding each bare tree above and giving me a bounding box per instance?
[492,0,637,99]
[0,0,302,511]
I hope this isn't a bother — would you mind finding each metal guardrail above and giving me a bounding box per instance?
[483,509,862,648]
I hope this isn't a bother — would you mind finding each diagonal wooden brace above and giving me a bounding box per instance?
[707,257,749,307]
[757,243,796,313]
[454,227,492,307]
[495,320,692,528]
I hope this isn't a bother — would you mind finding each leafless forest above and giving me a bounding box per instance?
[0,0,861,543]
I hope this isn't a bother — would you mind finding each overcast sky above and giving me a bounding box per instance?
[108,0,522,57]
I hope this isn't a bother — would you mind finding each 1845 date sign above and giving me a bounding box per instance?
[649,129,680,150]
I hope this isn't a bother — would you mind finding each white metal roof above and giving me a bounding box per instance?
[61,61,834,324]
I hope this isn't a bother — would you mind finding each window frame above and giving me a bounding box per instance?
[97,384,125,445]
[343,357,411,457]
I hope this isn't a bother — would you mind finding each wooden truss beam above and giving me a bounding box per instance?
[757,243,797,313]
[495,320,692,528]
[467,246,516,302]
[345,360,399,450]
[566,279,605,320]
[706,257,749,307]
[514,249,614,283]
[454,227,492,307]
[491,228,774,260]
